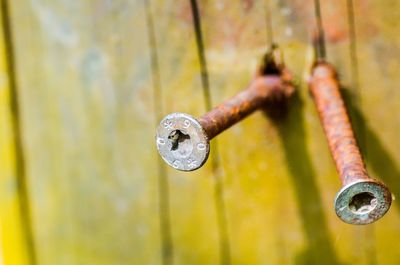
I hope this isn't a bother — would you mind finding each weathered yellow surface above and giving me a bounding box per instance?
[0,5,30,265]
[1,0,400,264]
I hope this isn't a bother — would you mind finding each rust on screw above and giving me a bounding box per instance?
[309,62,392,225]
[198,73,292,139]
[156,49,294,171]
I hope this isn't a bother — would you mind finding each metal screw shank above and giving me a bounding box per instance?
[199,75,288,139]
[309,62,392,225]
[156,72,293,171]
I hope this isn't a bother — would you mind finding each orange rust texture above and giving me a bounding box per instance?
[198,73,293,139]
[309,62,369,186]
[288,0,374,43]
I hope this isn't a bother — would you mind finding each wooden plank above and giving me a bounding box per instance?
[198,1,341,264]
[150,0,221,264]
[340,1,400,264]
[2,0,400,264]
[8,0,161,264]
[0,1,31,264]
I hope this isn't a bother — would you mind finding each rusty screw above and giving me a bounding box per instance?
[156,53,293,171]
[309,62,392,224]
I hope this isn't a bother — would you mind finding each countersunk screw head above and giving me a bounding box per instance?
[156,113,210,171]
[334,180,392,225]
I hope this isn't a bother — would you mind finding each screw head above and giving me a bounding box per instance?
[156,113,210,171]
[335,180,392,225]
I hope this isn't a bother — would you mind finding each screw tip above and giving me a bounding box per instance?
[335,180,392,225]
[156,113,210,171]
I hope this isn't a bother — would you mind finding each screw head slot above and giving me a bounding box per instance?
[348,192,377,215]
[335,180,392,225]
[156,113,210,171]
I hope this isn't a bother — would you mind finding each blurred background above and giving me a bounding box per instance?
[1,0,400,264]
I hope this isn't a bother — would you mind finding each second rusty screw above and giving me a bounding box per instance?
[309,62,392,225]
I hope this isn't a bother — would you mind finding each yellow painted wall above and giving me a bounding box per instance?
[0,3,30,264]
[1,0,400,264]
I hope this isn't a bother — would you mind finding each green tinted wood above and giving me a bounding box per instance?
[2,0,400,264]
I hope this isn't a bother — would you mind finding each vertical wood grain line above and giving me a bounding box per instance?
[189,1,231,264]
[189,0,212,111]
[346,0,360,95]
[144,1,174,264]
[346,0,367,155]
[313,0,326,60]
[264,0,274,46]
[0,0,37,264]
